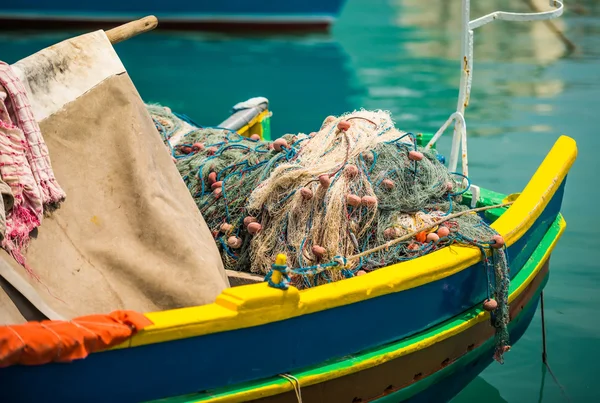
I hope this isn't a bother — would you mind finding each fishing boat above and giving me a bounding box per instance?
[0,1,576,402]
[0,0,347,32]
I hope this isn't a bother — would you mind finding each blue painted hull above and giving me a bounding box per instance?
[0,173,567,403]
[0,0,347,30]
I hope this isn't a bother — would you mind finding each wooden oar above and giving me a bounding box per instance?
[106,16,158,45]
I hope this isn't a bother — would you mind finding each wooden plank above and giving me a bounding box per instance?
[226,270,265,287]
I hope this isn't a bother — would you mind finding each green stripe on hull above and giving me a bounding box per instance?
[150,215,562,403]
[374,272,547,402]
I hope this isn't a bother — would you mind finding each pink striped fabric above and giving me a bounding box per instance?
[0,61,65,275]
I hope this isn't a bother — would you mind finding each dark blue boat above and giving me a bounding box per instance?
[0,0,348,31]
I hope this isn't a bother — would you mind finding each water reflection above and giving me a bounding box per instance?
[332,0,570,138]
[333,0,460,134]
[451,375,508,403]
[398,0,568,64]
[0,0,582,142]
[0,31,360,136]
[113,32,361,135]
[397,0,569,138]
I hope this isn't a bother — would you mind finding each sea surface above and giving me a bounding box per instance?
[0,0,598,402]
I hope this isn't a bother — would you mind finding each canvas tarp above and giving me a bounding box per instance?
[0,30,229,324]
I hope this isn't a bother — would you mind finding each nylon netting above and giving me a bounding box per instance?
[147,105,511,363]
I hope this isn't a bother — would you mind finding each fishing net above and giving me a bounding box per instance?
[148,105,511,363]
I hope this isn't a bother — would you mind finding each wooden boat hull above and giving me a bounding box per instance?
[399,291,542,403]
[0,133,576,403]
[241,256,549,403]
[0,0,347,32]
[145,211,559,403]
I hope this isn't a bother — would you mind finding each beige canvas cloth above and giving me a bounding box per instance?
[0,31,229,324]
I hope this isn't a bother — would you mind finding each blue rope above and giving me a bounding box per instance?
[442,171,473,216]
[218,238,239,259]
[260,153,285,181]
[173,111,202,128]
[266,263,290,290]
[385,132,415,145]
[218,161,249,182]
[448,171,471,197]
[377,125,393,137]
[265,256,351,290]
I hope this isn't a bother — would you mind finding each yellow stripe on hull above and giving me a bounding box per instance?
[191,216,565,403]
[111,135,576,349]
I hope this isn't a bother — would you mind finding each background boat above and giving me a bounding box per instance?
[0,0,348,32]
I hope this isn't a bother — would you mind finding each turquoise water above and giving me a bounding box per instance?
[1,0,598,401]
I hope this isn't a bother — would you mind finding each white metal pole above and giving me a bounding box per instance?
[448,0,471,173]
[429,0,564,176]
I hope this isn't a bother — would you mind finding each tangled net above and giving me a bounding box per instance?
[147,105,511,363]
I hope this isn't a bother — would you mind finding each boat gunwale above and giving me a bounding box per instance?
[147,210,564,403]
[116,135,575,349]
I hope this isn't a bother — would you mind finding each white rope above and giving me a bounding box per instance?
[279,373,303,403]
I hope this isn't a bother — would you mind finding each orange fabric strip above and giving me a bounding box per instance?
[0,310,152,367]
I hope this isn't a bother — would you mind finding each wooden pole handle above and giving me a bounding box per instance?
[106,16,158,44]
